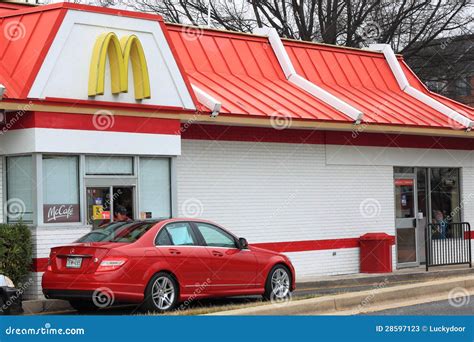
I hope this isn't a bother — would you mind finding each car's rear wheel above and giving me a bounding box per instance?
[263,265,291,301]
[68,300,99,313]
[142,272,179,313]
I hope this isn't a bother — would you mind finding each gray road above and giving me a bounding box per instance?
[364,296,474,315]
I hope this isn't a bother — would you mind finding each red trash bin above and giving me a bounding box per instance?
[359,233,395,273]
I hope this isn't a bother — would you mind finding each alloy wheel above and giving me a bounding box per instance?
[151,276,175,310]
[271,268,290,298]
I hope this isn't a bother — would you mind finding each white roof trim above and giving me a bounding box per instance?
[191,84,221,118]
[369,44,473,131]
[254,27,363,124]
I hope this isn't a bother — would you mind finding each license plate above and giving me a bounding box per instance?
[66,257,82,269]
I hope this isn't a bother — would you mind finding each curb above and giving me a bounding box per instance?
[22,299,73,315]
[208,275,474,315]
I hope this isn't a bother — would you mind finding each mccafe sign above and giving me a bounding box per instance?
[43,204,80,223]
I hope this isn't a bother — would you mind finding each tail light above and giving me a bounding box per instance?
[46,258,52,272]
[96,257,128,272]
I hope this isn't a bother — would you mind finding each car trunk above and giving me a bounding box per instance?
[49,242,127,274]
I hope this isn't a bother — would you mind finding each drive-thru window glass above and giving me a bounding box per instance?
[139,158,171,219]
[85,156,133,175]
[42,156,80,223]
[6,156,34,223]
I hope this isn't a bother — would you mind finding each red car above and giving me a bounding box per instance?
[42,219,295,312]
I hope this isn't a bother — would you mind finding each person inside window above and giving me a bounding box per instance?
[114,205,131,222]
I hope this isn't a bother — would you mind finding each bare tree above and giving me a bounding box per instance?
[127,0,472,56]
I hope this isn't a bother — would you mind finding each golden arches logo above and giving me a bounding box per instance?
[88,32,151,100]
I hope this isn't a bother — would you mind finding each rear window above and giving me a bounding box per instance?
[77,221,157,243]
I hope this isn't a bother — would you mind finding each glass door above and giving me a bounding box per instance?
[394,176,418,265]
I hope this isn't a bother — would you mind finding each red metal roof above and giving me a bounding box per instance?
[0,6,66,99]
[0,3,472,131]
[285,40,466,128]
[166,25,351,122]
[168,24,473,129]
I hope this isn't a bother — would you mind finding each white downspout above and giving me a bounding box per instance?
[369,44,473,131]
[254,27,364,124]
[191,84,221,118]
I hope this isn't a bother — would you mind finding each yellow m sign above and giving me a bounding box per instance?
[88,32,151,100]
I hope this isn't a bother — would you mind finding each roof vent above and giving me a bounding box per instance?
[191,84,221,118]
[369,44,473,131]
[255,27,364,124]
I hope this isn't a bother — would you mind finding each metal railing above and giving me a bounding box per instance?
[425,222,472,271]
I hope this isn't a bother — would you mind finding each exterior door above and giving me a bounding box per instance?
[155,221,212,292]
[193,222,258,291]
[394,176,418,265]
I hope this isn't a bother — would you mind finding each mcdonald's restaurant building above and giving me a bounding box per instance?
[0,3,474,299]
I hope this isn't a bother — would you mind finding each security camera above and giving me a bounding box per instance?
[0,84,5,100]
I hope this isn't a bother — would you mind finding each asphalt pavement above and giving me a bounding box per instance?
[364,296,473,315]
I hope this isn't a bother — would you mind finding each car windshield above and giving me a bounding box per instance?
[76,221,159,243]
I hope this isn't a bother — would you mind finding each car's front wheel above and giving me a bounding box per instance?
[263,265,292,301]
[142,272,179,313]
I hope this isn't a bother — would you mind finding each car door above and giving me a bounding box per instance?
[193,222,258,291]
[155,222,212,292]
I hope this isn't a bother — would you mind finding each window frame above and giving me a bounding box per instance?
[42,154,81,224]
[5,154,35,224]
[191,222,238,249]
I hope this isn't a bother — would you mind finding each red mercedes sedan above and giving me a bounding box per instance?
[42,219,295,312]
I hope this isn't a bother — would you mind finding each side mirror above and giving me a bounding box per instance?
[238,237,248,250]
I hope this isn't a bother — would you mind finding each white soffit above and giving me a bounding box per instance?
[191,84,221,117]
[254,27,364,124]
[369,44,473,131]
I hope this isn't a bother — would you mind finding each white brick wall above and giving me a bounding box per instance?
[177,139,397,280]
[26,225,92,299]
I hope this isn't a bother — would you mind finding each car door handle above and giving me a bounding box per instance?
[212,251,223,257]
[169,249,181,255]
